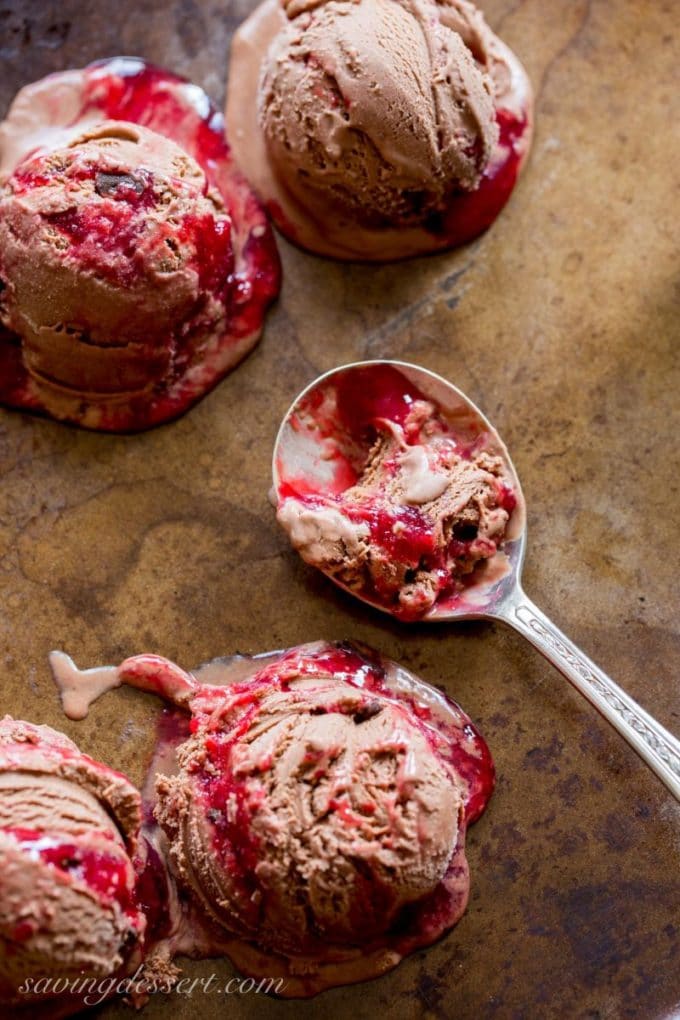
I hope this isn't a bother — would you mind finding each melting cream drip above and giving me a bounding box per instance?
[398,446,451,504]
[49,651,120,720]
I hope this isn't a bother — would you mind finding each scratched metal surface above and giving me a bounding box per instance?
[0,1,679,1018]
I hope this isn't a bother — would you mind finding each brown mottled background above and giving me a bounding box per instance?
[1,1,679,1018]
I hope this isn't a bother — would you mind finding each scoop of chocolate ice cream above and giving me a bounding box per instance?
[0,121,232,399]
[227,0,534,259]
[0,717,144,1009]
[155,662,464,956]
[259,0,498,227]
[0,58,281,431]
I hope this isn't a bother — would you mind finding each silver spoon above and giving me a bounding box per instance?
[272,359,680,801]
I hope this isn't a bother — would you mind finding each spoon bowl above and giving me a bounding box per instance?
[273,360,526,621]
[273,360,680,801]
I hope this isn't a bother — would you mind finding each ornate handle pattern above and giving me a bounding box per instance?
[498,592,680,801]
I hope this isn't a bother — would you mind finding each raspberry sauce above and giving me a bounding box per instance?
[3,827,140,921]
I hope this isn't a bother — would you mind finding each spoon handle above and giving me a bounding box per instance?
[497,590,680,801]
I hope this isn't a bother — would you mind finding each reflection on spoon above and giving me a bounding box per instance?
[272,360,680,801]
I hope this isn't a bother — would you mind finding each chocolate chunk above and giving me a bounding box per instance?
[95,172,144,197]
[353,700,383,724]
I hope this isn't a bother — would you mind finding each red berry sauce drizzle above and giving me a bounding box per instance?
[424,108,530,247]
[3,827,140,931]
[131,706,191,946]
[276,364,518,620]
[0,58,280,431]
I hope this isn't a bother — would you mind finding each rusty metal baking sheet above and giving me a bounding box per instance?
[0,1,678,1018]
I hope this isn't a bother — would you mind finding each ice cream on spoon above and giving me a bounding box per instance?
[273,361,524,620]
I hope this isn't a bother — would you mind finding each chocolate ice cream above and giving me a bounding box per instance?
[260,0,498,222]
[226,0,533,259]
[0,58,280,431]
[0,716,144,1012]
[51,640,495,996]
[274,363,519,619]
[1,122,233,398]
[156,659,461,952]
